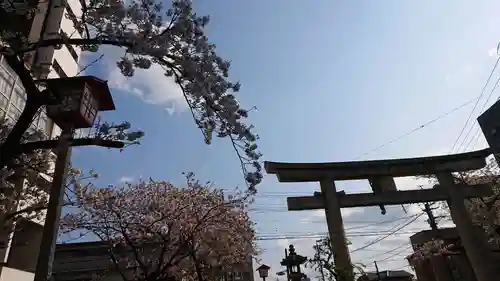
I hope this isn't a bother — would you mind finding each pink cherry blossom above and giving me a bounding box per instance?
[406,239,457,267]
[60,173,257,281]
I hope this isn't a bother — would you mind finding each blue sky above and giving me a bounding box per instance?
[69,0,500,279]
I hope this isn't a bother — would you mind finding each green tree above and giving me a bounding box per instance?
[307,236,365,281]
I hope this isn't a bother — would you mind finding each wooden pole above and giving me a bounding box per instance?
[34,129,73,281]
[436,172,500,281]
[423,202,439,231]
[374,261,381,281]
[319,180,354,281]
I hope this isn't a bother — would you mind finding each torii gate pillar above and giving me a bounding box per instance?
[319,180,353,281]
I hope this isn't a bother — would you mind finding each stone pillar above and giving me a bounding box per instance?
[436,172,500,281]
[320,180,354,281]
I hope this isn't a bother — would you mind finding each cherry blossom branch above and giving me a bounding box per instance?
[18,138,125,153]
[111,207,150,275]
[78,0,91,39]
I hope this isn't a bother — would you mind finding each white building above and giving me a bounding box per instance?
[0,0,82,280]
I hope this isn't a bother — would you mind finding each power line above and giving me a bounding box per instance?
[354,97,480,160]
[350,213,424,253]
[377,245,413,262]
[256,230,422,241]
[361,243,412,261]
[256,215,418,236]
[461,72,500,152]
[257,227,426,238]
[450,53,500,153]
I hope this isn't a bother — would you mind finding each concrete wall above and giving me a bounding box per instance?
[0,266,34,281]
[7,221,43,273]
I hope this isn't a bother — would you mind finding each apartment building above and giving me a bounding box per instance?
[52,241,255,281]
[0,0,82,280]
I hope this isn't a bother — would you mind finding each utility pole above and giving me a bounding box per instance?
[423,202,439,230]
[374,261,381,281]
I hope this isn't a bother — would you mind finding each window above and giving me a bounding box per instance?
[52,60,68,78]
[30,112,39,128]
[60,31,79,62]
[1,58,16,76]
[11,86,26,110]
[234,272,243,281]
[38,111,52,135]
[81,90,97,123]
[0,94,8,111]
[0,68,14,96]
[7,105,21,121]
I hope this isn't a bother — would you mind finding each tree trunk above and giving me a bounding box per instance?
[191,253,204,281]
[0,101,42,170]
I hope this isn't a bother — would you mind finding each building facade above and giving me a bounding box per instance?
[0,0,82,280]
[52,241,255,281]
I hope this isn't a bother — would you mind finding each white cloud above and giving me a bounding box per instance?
[107,63,187,114]
[118,176,134,183]
[488,46,499,57]
[83,48,188,114]
[276,237,291,251]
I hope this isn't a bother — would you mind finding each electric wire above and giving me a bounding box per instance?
[354,97,482,160]
[360,243,411,262]
[256,231,421,241]
[459,70,500,152]
[257,228,426,238]
[377,245,413,262]
[350,213,424,253]
[255,215,416,232]
[450,52,500,153]
[258,213,424,244]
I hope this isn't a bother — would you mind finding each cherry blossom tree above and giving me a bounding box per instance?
[0,0,262,191]
[405,239,457,267]
[60,173,257,281]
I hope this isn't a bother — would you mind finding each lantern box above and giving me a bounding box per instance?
[256,264,270,278]
[44,76,115,129]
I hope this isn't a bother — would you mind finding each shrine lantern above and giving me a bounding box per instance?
[45,76,115,129]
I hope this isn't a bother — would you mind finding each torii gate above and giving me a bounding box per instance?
[265,148,500,281]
